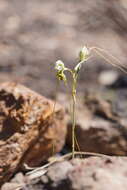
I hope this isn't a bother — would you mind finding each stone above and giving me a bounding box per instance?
[64,88,127,155]
[98,70,119,86]
[1,173,25,190]
[0,82,66,185]
[0,0,127,97]
[20,156,127,190]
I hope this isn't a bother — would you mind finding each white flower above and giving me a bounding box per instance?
[55,60,67,82]
[55,60,65,71]
[79,46,90,61]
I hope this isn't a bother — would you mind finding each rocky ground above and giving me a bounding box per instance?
[2,156,127,190]
[1,0,127,189]
[0,0,127,96]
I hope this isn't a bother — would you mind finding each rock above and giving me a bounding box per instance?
[0,0,127,96]
[109,74,127,88]
[98,70,119,86]
[98,70,127,89]
[0,82,66,185]
[1,173,25,190]
[19,156,127,190]
[65,88,127,155]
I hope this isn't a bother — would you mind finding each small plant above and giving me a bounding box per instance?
[54,46,127,159]
[24,46,127,179]
[54,46,90,158]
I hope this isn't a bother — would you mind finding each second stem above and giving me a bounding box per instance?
[72,74,77,159]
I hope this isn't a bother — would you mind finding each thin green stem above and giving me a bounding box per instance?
[72,74,77,159]
[52,80,60,156]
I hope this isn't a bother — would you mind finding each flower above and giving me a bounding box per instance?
[55,60,67,82]
[55,60,65,71]
[79,46,89,62]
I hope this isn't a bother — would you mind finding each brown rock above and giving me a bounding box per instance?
[0,0,127,97]
[65,89,127,155]
[0,82,66,185]
[20,156,127,190]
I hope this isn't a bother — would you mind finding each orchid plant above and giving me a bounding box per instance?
[54,46,127,159]
[55,46,90,158]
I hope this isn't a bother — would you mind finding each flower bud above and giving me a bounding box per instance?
[79,46,89,62]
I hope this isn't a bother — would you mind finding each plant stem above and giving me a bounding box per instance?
[72,74,77,159]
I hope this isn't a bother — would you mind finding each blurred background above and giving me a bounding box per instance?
[0,0,127,97]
